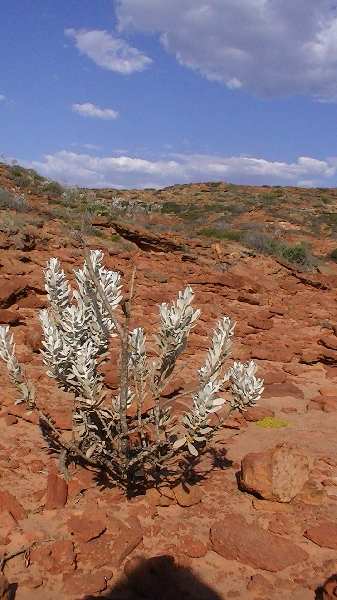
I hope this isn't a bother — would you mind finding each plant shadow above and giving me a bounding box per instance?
[80,554,223,600]
[39,416,233,499]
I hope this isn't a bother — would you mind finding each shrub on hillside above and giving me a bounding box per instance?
[0,187,30,212]
[241,231,315,267]
[328,248,337,262]
[39,178,64,198]
[0,242,263,487]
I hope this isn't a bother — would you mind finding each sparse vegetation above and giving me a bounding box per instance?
[0,187,30,212]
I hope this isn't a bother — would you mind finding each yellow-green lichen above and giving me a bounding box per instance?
[255,416,290,428]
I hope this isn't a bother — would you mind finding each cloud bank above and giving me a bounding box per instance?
[72,102,118,119]
[65,28,152,74]
[23,150,336,190]
[116,0,337,99]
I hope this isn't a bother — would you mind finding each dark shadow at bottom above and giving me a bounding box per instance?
[315,572,337,600]
[80,555,222,600]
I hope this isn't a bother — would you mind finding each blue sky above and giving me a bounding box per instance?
[1,0,337,189]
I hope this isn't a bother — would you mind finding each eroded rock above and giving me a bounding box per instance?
[240,443,313,502]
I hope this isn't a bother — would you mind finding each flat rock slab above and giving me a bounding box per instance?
[304,522,337,549]
[262,382,304,399]
[210,514,308,572]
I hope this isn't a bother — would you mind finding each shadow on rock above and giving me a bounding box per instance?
[315,573,337,600]
[81,555,222,600]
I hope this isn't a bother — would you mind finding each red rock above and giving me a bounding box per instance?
[173,482,203,507]
[324,398,337,412]
[240,443,313,502]
[263,370,287,385]
[319,335,337,351]
[0,277,28,308]
[243,406,274,422]
[319,348,337,364]
[237,293,260,305]
[321,574,337,600]
[45,467,68,510]
[230,263,279,291]
[77,517,143,569]
[225,412,248,429]
[46,407,72,430]
[250,344,294,362]
[91,215,111,227]
[19,578,43,589]
[269,305,286,315]
[0,309,20,325]
[308,396,337,412]
[3,414,18,426]
[73,466,98,489]
[210,514,308,571]
[0,509,19,538]
[24,326,43,352]
[246,574,273,594]
[7,404,39,424]
[190,273,245,289]
[101,358,120,389]
[30,540,76,576]
[144,271,168,283]
[67,514,106,542]
[268,514,294,535]
[320,384,337,396]
[0,491,27,521]
[62,568,111,596]
[247,316,273,330]
[28,459,45,473]
[0,574,10,600]
[263,382,304,399]
[304,522,337,549]
[179,536,207,558]
[283,363,307,375]
[16,293,46,308]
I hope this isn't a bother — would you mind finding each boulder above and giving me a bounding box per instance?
[240,443,313,502]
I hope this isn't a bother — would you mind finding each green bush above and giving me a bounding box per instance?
[328,248,337,262]
[280,242,310,265]
[161,201,184,214]
[40,179,64,198]
[198,228,243,241]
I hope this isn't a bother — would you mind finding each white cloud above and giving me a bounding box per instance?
[72,103,118,120]
[83,143,103,150]
[116,0,337,100]
[22,150,336,190]
[64,28,152,74]
[0,95,5,101]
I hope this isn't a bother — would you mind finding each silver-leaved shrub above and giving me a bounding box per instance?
[0,246,264,484]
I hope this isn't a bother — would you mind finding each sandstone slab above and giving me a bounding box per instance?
[304,522,337,549]
[210,514,308,571]
[67,513,106,542]
[262,382,304,399]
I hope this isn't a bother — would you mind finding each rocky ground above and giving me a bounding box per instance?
[0,164,337,599]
